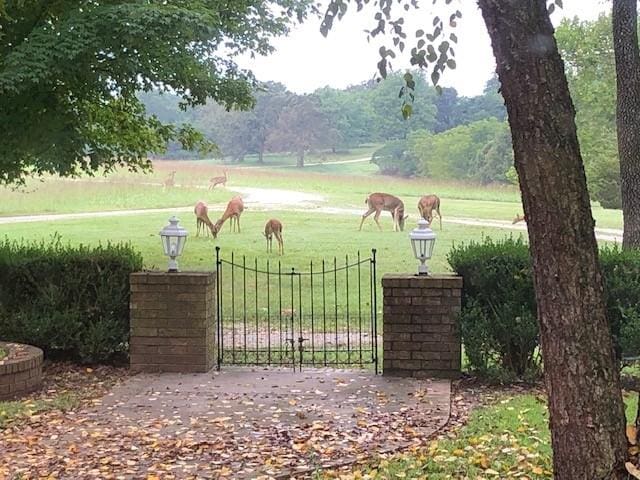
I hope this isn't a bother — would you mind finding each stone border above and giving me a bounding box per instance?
[0,342,43,400]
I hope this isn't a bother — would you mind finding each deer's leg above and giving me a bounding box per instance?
[237,215,241,233]
[276,233,283,255]
[359,207,376,231]
[437,207,442,230]
[374,210,383,231]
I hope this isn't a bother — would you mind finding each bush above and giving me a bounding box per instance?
[448,237,640,379]
[600,246,640,358]
[448,237,538,377]
[0,236,143,363]
[370,140,419,177]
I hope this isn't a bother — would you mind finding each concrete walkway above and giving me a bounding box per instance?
[5,367,451,479]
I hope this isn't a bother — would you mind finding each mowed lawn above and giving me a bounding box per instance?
[1,209,518,273]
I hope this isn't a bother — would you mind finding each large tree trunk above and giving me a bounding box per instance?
[478,2,627,478]
[613,0,640,248]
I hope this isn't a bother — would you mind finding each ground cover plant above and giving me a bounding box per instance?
[0,345,6,361]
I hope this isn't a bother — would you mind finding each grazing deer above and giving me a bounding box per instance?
[512,213,526,224]
[264,219,284,255]
[212,196,244,237]
[359,192,407,232]
[209,170,228,190]
[418,194,443,229]
[193,201,217,237]
[163,171,176,191]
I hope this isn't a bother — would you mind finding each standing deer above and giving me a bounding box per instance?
[212,196,244,237]
[264,219,284,255]
[359,193,407,232]
[418,194,443,229]
[512,213,526,224]
[163,171,176,191]
[209,170,228,190]
[193,201,216,237]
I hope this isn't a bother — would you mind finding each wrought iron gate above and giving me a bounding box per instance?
[215,248,378,372]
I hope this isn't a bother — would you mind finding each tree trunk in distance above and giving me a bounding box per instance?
[613,0,640,248]
[478,1,627,478]
[296,150,304,168]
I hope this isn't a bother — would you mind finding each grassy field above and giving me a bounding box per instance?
[0,160,623,229]
[2,209,514,273]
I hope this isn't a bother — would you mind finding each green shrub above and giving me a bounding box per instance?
[0,236,143,363]
[370,140,419,177]
[448,237,538,377]
[600,246,640,358]
[448,237,640,379]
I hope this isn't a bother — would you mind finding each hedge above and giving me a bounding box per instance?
[0,236,143,363]
[448,236,640,379]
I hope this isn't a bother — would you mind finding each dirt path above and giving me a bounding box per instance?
[0,185,623,242]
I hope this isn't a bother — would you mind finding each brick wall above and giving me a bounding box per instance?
[130,272,216,373]
[0,343,43,400]
[382,274,462,378]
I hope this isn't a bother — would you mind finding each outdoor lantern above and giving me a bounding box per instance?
[409,218,436,275]
[159,216,188,272]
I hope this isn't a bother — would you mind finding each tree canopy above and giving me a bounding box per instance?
[0,0,313,184]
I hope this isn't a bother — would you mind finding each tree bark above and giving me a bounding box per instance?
[613,0,640,248]
[478,1,627,479]
[257,146,265,164]
[296,150,304,168]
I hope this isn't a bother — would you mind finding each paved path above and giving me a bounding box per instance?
[4,368,451,479]
[235,157,372,169]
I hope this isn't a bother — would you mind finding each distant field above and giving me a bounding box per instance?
[0,147,623,231]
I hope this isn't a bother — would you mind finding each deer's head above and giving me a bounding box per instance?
[211,222,221,239]
[398,210,408,231]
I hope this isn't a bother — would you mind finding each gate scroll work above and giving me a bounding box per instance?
[215,248,379,373]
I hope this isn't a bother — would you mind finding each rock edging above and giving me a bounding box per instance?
[0,342,43,400]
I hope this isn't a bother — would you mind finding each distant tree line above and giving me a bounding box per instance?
[140,71,506,167]
[142,20,623,211]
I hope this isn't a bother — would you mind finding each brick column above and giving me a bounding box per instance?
[382,274,462,378]
[129,272,216,373]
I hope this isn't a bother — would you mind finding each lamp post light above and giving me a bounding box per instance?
[159,216,188,272]
[409,218,436,275]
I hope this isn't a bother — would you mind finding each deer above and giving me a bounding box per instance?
[418,194,443,229]
[212,196,244,237]
[209,170,228,190]
[264,219,284,255]
[512,213,526,224]
[163,171,176,191]
[359,192,407,232]
[193,201,217,237]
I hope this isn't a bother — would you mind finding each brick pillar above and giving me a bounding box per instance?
[129,272,216,373]
[382,274,462,379]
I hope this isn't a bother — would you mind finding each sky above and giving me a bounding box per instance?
[239,0,611,98]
